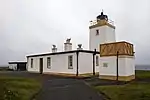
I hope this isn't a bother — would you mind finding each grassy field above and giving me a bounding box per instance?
[94,70,150,100]
[0,75,41,100]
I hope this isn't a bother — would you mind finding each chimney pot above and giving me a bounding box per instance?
[52,45,57,53]
[77,44,83,50]
[64,38,72,51]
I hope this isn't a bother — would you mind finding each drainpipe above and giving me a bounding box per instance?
[93,49,96,75]
[76,51,79,76]
[116,51,119,81]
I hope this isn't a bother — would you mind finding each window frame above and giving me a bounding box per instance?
[96,29,99,36]
[68,55,73,69]
[47,57,51,69]
[31,58,33,68]
[96,56,99,66]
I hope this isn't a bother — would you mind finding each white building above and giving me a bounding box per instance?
[27,38,100,76]
[90,12,135,81]
[8,61,27,71]
[27,49,100,76]
[98,42,135,81]
[27,11,135,81]
[89,12,116,51]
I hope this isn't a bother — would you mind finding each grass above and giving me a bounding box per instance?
[135,70,150,79]
[94,70,150,100]
[0,67,9,71]
[0,76,41,100]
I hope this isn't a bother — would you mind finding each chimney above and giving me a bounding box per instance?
[64,38,72,51]
[77,44,83,50]
[52,45,57,53]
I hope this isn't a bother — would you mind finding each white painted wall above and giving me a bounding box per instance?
[27,57,40,72]
[105,26,116,43]
[78,53,100,74]
[78,52,92,74]
[125,57,135,76]
[89,25,116,51]
[99,56,135,76]
[27,52,100,75]
[9,64,17,70]
[43,53,77,74]
[99,56,117,76]
[27,53,77,74]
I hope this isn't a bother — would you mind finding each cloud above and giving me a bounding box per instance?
[0,0,150,65]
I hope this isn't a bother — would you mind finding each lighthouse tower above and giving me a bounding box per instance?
[89,11,116,51]
[89,11,135,81]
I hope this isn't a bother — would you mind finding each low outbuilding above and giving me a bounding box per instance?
[8,61,27,71]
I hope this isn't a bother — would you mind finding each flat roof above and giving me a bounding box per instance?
[27,50,100,58]
[100,41,133,46]
[8,61,27,64]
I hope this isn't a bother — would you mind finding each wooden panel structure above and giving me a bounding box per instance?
[100,41,134,57]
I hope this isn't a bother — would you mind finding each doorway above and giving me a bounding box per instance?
[39,58,43,74]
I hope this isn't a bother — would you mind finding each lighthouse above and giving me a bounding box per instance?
[89,11,116,51]
[89,11,135,81]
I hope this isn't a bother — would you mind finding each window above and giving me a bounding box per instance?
[96,56,99,66]
[31,59,33,68]
[103,63,108,67]
[47,57,51,69]
[68,55,73,69]
[96,29,99,35]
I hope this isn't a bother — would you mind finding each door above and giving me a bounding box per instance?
[39,58,43,74]
[17,63,26,71]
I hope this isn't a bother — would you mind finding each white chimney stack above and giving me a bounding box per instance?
[52,45,57,53]
[77,44,83,50]
[64,38,72,51]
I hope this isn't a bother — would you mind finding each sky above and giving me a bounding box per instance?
[0,0,150,65]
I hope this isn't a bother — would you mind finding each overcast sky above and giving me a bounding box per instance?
[0,0,150,65]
